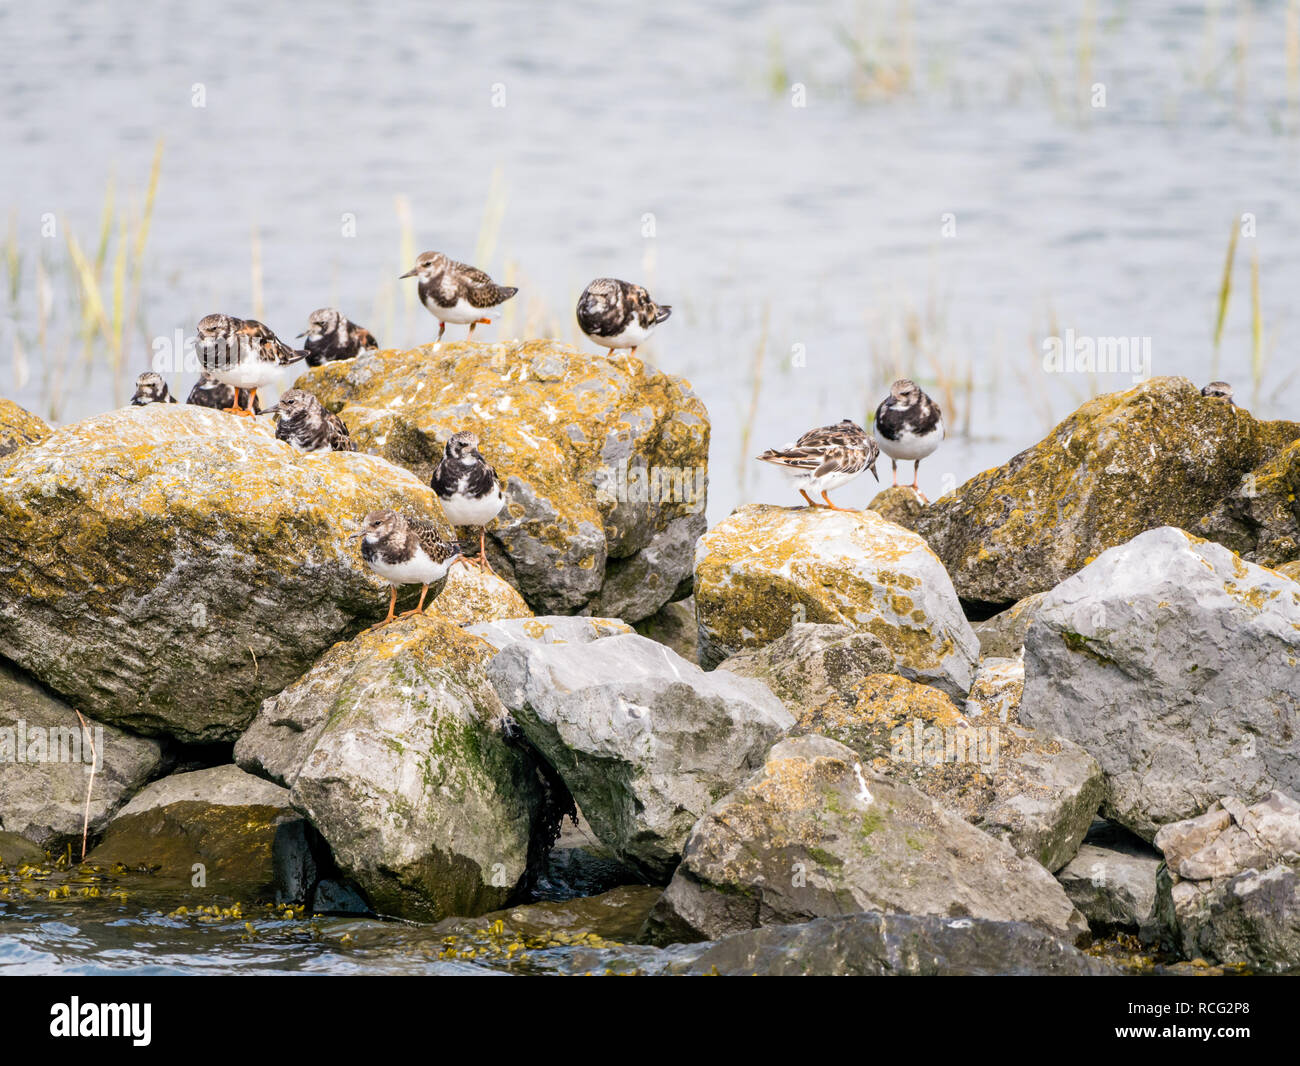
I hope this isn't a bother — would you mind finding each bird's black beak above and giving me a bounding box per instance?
[295,330,306,339]
[870,464,880,483]
[399,268,417,279]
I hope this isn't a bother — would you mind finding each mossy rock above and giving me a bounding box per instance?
[427,565,533,628]
[294,340,709,621]
[0,405,441,742]
[259,614,563,922]
[917,377,1300,607]
[0,398,49,458]
[1198,438,1300,568]
[693,503,979,697]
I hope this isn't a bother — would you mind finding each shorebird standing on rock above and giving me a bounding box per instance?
[576,278,671,369]
[400,251,517,342]
[431,430,505,572]
[353,509,465,628]
[196,314,303,416]
[130,372,176,405]
[298,307,379,366]
[873,379,945,503]
[756,418,879,511]
[267,389,355,453]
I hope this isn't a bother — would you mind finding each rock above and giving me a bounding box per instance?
[646,734,1087,944]
[85,765,316,903]
[1021,526,1300,840]
[659,912,1119,976]
[0,398,50,458]
[633,597,698,664]
[971,593,1046,659]
[294,340,709,621]
[0,830,46,866]
[1057,822,1162,932]
[428,565,532,627]
[1152,791,1300,972]
[0,405,443,743]
[1198,439,1300,568]
[436,884,663,945]
[693,504,979,697]
[917,377,1300,606]
[486,631,794,881]
[277,615,563,921]
[1280,561,1300,582]
[866,486,924,531]
[717,622,895,708]
[963,656,1025,722]
[791,670,1099,872]
[0,661,165,849]
[465,615,632,654]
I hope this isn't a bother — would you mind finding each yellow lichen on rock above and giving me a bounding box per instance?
[428,565,533,628]
[293,340,709,621]
[693,503,979,696]
[0,399,50,458]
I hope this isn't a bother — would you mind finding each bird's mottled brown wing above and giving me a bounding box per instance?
[405,514,461,564]
[812,442,871,479]
[325,411,356,452]
[756,444,827,471]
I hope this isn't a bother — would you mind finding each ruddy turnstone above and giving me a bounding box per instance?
[130,372,177,406]
[756,418,879,511]
[576,278,671,367]
[298,307,379,366]
[431,430,504,571]
[873,379,945,503]
[186,371,261,414]
[268,389,356,452]
[399,251,518,342]
[353,509,464,627]
[1202,381,1235,403]
[196,314,303,416]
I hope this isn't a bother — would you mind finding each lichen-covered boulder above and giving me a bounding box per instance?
[427,566,532,628]
[1021,527,1300,841]
[646,734,1086,943]
[0,398,50,457]
[252,615,562,921]
[1198,439,1300,568]
[917,377,1300,606]
[792,670,1100,872]
[866,486,924,531]
[0,661,165,849]
[1281,561,1300,582]
[485,631,793,881]
[294,340,709,621]
[464,615,632,653]
[693,504,979,696]
[0,405,443,743]
[84,764,317,904]
[1152,791,1300,972]
[717,622,895,708]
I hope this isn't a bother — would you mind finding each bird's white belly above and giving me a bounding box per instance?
[439,486,504,527]
[367,553,450,586]
[785,467,861,494]
[589,320,653,349]
[425,294,496,324]
[211,360,287,390]
[878,422,943,461]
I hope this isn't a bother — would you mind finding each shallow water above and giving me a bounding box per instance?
[3,1,1298,523]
